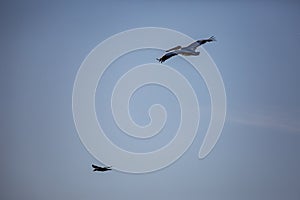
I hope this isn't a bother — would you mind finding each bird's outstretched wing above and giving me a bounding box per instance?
[92,164,99,169]
[156,52,178,63]
[186,36,216,50]
[166,45,181,52]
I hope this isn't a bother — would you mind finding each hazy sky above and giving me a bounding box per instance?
[1,0,300,200]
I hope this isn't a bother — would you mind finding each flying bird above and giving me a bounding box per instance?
[156,36,216,63]
[92,164,112,172]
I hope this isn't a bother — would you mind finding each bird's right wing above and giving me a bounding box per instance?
[92,164,99,169]
[157,52,178,63]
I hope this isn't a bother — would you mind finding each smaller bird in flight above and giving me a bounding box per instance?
[92,164,112,172]
[156,36,216,63]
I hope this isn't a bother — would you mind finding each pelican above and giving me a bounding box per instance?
[156,36,216,63]
[92,164,112,172]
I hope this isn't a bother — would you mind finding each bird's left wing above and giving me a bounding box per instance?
[166,45,181,52]
[185,41,202,51]
[186,36,216,50]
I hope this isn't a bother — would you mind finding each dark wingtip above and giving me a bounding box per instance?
[210,36,216,41]
[156,58,163,63]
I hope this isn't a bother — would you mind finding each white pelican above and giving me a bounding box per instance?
[156,36,216,63]
[92,164,112,172]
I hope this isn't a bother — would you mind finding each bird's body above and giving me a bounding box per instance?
[92,164,112,172]
[157,36,216,63]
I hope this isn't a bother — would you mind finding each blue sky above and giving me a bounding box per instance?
[1,0,300,199]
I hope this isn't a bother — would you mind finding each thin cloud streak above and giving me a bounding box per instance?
[228,110,300,133]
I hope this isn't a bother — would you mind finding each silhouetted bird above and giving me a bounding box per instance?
[156,36,216,63]
[92,164,112,172]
